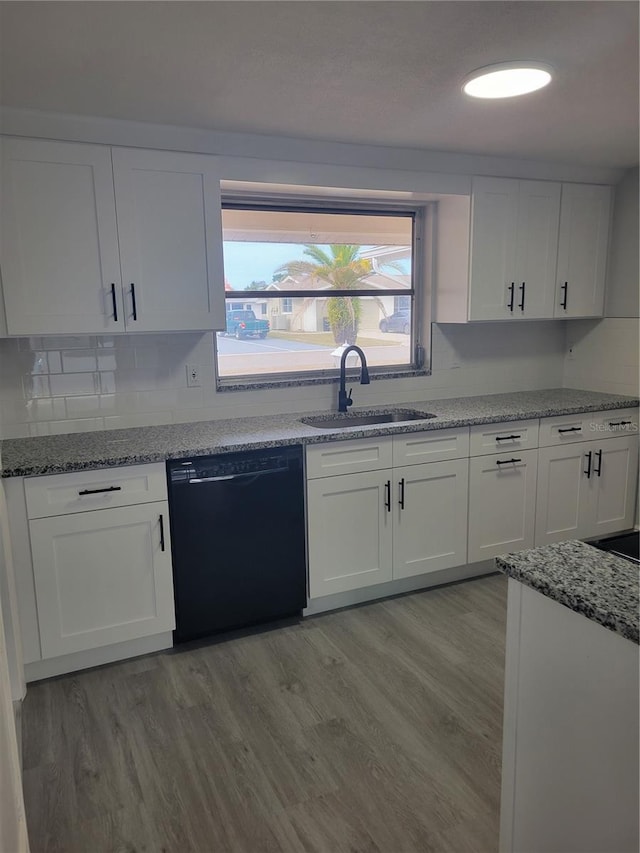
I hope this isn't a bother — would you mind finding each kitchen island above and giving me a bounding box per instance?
[496,540,639,853]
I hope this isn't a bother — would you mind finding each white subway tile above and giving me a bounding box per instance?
[47,351,63,374]
[61,350,98,373]
[49,373,98,397]
[65,395,102,417]
[49,417,104,435]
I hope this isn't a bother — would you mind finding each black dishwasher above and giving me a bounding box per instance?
[167,445,306,643]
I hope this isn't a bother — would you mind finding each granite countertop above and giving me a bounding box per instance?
[496,540,639,644]
[1,387,637,478]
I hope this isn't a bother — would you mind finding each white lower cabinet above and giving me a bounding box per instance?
[468,449,538,563]
[306,433,469,599]
[393,459,468,579]
[29,501,175,658]
[535,435,638,545]
[306,470,392,597]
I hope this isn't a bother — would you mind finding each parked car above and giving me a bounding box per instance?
[379,310,411,334]
[224,309,270,339]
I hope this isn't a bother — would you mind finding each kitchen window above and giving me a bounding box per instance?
[216,200,426,385]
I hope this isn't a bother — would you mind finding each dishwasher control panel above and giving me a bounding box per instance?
[168,446,300,483]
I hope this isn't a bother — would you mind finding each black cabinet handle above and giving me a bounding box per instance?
[398,478,405,510]
[609,420,632,427]
[518,282,525,311]
[496,458,522,465]
[594,449,602,477]
[495,434,522,442]
[558,426,582,434]
[560,281,568,310]
[159,514,165,551]
[110,283,118,322]
[384,480,391,513]
[78,485,122,496]
[584,451,592,478]
[130,283,138,321]
[507,282,515,312]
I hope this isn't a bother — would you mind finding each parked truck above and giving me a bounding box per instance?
[224,309,270,339]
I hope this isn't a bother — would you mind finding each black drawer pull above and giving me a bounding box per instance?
[495,434,522,442]
[130,283,138,321]
[110,283,118,322]
[496,458,521,465]
[584,451,592,478]
[560,281,568,310]
[594,449,602,478]
[609,420,632,427]
[384,480,391,513]
[159,514,165,551]
[518,282,525,311]
[78,485,122,496]
[507,282,515,312]
[558,426,582,433]
[398,477,405,510]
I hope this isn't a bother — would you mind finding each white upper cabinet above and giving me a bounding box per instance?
[112,148,225,332]
[554,184,613,318]
[468,177,519,320]
[0,138,124,335]
[468,177,560,321]
[0,139,226,335]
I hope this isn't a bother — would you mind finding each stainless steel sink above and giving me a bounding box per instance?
[300,408,436,429]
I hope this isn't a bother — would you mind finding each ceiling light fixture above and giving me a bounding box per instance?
[463,61,553,99]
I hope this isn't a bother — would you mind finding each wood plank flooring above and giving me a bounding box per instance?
[22,573,507,853]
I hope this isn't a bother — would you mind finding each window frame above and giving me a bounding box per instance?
[216,196,428,387]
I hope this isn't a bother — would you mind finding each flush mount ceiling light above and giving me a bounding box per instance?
[463,61,553,99]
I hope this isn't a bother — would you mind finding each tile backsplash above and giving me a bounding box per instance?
[0,322,569,439]
[563,317,639,397]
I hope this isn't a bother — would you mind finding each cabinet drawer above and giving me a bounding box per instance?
[585,408,639,440]
[539,409,639,446]
[539,413,591,446]
[306,437,393,479]
[392,428,469,467]
[469,419,539,456]
[25,463,168,519]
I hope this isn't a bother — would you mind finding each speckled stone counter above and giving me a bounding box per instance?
[1,387,637,478]
[496,539,639,643]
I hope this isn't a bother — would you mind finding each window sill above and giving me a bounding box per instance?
[216,367,430,392]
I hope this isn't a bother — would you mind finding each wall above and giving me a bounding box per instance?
[564,167,639,397]
[0,322,567,438]
[605,167,639,319]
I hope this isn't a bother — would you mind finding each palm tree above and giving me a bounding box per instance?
[275,244,372,344]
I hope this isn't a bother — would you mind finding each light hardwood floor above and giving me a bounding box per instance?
[22,573,507,853]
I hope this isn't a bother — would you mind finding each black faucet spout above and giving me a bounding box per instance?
[338,345,369,413]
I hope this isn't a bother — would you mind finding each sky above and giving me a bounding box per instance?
[222,242,410,290]
[222,242,306,289]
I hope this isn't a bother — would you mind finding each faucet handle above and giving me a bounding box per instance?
[346,388,353,408]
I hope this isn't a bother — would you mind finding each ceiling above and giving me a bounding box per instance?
[0,1,638,169]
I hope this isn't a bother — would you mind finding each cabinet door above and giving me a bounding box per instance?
[468,177,519,320]
[555,184,612,318]
[112,148,226,332]
[393,459,468,579]
[515,181,560,319]
[585,436,639,538]
[30,502,175,658]
[535,444,591,546]
[307,471,392,598]
[468,450,538,563]
[0,138,124,334]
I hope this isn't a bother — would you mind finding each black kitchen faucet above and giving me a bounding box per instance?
[338,345,370,412]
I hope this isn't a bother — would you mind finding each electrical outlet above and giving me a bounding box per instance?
[186,364,201,387]
[566,345,575,361]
